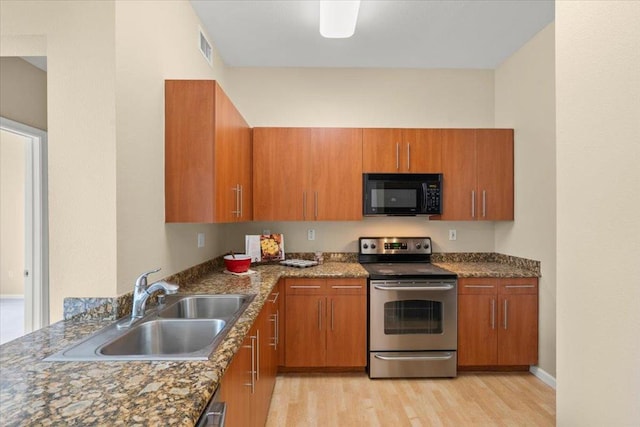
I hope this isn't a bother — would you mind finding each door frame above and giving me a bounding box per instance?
[0,117,49,331]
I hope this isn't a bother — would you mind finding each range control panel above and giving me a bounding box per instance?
[359,237,432,255]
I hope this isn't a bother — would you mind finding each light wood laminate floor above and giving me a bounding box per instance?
[266,372,555,426]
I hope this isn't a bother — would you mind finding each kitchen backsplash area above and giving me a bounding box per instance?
[63,250,538,321]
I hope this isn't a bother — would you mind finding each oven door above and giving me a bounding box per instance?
[369,279,457,351]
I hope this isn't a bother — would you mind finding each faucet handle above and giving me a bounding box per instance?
[135,268,161,288]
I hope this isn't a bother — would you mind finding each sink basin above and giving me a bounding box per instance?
[159,295,252,319]
[44,293,255,362]
[98,319,225,356]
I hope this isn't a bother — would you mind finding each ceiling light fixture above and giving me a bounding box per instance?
[319,0,361,39]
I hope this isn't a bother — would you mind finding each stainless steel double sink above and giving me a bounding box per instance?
[45,294,255,362]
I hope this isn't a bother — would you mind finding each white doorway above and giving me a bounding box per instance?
[0,118,48,344]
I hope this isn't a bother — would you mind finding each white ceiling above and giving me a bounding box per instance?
[190,0,554,69]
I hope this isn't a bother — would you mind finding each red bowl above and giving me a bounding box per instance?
[224,254,251,273]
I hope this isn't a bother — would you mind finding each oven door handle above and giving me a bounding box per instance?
[373,284,455,291]
[373,352,454,361]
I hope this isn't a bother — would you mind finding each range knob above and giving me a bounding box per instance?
[416,243,422,249]
[363,243,369,249]
[424,241,430,250]
[371,243,377,249]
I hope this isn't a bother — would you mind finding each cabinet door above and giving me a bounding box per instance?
[165,80,216,223]
[498,278,538,366]
[441,129,477,220]
[219,332,253,427]
[362,128,404,172]
[457,278,498,366]
[253,128,312,220]
[254,305,274,426]
[326,294,367,367]
[214,84,252,222]
[311,128,363,220]
[403,129,442,173]
[476,129,514,220]
[285,295,326,366]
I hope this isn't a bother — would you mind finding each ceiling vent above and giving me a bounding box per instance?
[199,28,213,66]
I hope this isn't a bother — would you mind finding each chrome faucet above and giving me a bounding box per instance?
[118,268,179,329]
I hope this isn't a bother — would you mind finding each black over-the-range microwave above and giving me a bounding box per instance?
[363,173,443,216]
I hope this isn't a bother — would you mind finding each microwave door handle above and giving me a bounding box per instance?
[422,183,428,211]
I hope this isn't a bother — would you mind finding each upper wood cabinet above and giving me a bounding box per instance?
[363,128,442,173]
[441,129,514,220]
[165,80,252,223]
[253,127,362,221]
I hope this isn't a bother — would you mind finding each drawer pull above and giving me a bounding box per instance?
[504,285,535,289]
[290,285,321,289]
[331,285,362,289]
[464,285,494,288]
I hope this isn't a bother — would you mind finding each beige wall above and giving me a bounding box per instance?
[0,57,47,131]
[556,2,640,425]
[1,0,118,322]
[114,1,227,295]
[223,67,498,252]
[0,129,26,296]
[494,24,556,378]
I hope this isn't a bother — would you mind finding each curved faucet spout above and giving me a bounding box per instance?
[119,269,180,329]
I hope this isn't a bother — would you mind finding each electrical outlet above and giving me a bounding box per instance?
[263,229,271,235]
[449,229,457,241]
[197,233,205,248]
[307,229,316,241]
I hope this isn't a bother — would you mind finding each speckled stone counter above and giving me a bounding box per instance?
[433,261,540,278]
[0,263,367,427]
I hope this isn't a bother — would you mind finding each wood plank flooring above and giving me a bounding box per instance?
[266,372,555,426]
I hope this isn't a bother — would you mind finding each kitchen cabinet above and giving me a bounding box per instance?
[363,128,442,173]
[441,129,513,221]
[457,277,538,368]
[284,278,366,368]
[165,80,252,223]
[252,127,362,221]
[219,292,278,427]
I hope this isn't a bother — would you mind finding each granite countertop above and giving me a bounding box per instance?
[0,257,536,426]
[0,263,367,427]
[434,262,540,278]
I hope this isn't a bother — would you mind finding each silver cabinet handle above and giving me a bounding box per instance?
[314,191,318,220]
[482,190,486,218]
[505,285,535,289]
[269,314,277,348]
[245,336,256,394]
[317,299,322,330]
[290,285,321,289]
[464,285,494,289]
[471,190,476,218]
[374,352,454,361]
[407,142,411,171]
[232,185,239,217]
[255,329,260,381]
[330,285,363,289]
[331,299,335,331]
[302,191,307,220]
[275,309,279,346]
[504,299,508,330]
[374,284,454,291]
[491,299,496,330]
[239,184,243,219]
[269,291,280,303]
[396,142,400,171]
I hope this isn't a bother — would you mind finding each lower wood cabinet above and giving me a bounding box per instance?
[219,284,280,427]
[284,278,366,369]
[458,277,538,368]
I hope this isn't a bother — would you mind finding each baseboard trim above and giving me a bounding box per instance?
[530,366,556,389]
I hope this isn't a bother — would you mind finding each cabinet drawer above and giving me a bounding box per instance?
[499,278,538,295]
[285,278,326,295]
[327,278,366,295]
[458,278,498,295]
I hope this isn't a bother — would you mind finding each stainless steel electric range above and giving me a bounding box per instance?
[359,237,458,378]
